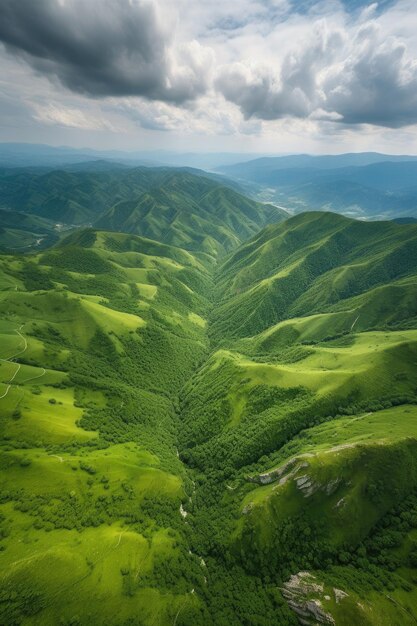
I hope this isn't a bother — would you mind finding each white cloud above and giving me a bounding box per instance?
[1,0,417,150]
[31,103,118,131]
[215,7,417,128]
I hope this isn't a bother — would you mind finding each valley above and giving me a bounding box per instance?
[1,0,417,619]
[0,194,417,625]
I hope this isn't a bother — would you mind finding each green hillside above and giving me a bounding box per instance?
[0,230,215,626]
[0,166,286,234]
[95,174,285,257]
[1,210,417,625]
[178,212,417,625]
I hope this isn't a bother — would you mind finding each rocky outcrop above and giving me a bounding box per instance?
[295,475,341,498]
[334,588,348,604]
[246,455,342,503]
[246,456,310,485]
[282,571,346,625]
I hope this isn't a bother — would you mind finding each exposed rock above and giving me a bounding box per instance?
[283,572,323,596]
[296,475,311,488]
[325,478,340,495]
[296,475,319,498]
[334,588,349,603]
[295,475,341,499]
[283,572,336,625]
[306,600,335,624]
[246,457,310,485]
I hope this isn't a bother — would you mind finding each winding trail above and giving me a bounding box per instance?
[173,598,189,626]
[0,362,21,399]
[0,324,45,400]
[115,529,127,548]
[350,314,360,331]
[0,325,27,399]
[0,322,46,400]
[20,368,46,384]
[386,595,417,623]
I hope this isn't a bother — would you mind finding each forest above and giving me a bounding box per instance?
[0,189,417,625]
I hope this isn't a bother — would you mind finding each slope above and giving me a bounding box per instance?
[0,209,61,253]
[0,230,215,626]
[2,211,417,626]
[95,173,286,258]
[0,165,286,233]
[176,212,417,625]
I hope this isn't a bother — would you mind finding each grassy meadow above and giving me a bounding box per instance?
[0,210,417,625]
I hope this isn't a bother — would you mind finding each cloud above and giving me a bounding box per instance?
[31,102,117,131]
[322,23,417,127]
[1,0,417,138]
[0,0,212,103]
[215,6,417,128]
[110,95,262,135]
[215,22,343,120]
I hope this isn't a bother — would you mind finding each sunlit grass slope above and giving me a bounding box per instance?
[176,212,417,625]
[0,230,212,626]
[1,210,417,626]
[213,211,417,337]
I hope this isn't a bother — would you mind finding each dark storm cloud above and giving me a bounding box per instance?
[0,0,209,103]
[1,0,417,130]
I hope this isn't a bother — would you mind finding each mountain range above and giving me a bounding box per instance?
[0,166,286,257]
[0,159,417,625]
[219,153,417,219]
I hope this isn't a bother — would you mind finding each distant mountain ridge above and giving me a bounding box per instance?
[220,151,417,175]
[0,165,287,257]
[219,153,417,219]
[96,171,286,257]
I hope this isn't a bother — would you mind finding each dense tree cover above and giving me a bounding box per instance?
[1,211,417,625]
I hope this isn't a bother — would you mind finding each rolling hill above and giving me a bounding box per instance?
[0,167,286,259]
[0,228,214,626]
[1,203,417,625]
[177,212,417,625]
[96,174,286,256]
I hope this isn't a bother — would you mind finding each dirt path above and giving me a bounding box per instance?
[173,599,188,626]
[350,314,360,331]
[5,325,28,360]
[386,595,417,623]
[0,325,46,399]
[0,325,29,400]
[0,362,21,399]
[21,368,46,384]
[115,530,126,548]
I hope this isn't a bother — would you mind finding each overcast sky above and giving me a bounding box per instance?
[1,0,417,154]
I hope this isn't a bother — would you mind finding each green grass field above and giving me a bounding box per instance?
[1,211,417,625]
